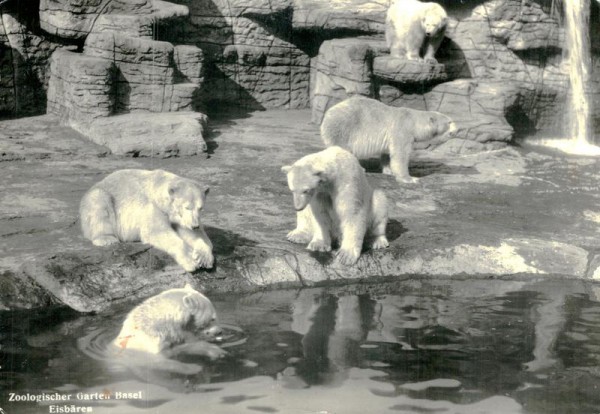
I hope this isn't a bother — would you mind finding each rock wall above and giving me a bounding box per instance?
[0,8,62,118]
[2,0,600,148]
[45,1,209,157]
[309,0,582,148]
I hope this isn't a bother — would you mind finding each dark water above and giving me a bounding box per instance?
[2,278,600,414]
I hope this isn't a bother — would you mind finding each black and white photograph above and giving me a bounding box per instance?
[1,0,600,412]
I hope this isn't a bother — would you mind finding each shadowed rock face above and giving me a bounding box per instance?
[4,0,598,148]
[1,111,599,312]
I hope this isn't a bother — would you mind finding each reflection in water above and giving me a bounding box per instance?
[2,280,600,413]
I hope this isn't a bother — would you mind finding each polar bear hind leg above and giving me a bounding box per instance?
[80,187,119,246]
[368,189,389,250]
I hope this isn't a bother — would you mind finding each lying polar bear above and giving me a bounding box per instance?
[80,169,213,272]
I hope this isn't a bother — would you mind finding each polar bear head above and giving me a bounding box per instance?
[180,284,222,339]
[281,162,323,211]
[167,179,210,230]
[429,111,456,136]
[413,110,457,142]
[421,5,448,37]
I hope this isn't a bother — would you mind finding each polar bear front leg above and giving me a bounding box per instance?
[336,216,367,265]
[423,33,444,63]
[390,138,419,184]
[405,27,425,61]
[140,212,200,272]
[176,225,214,269]
[287,207,313,244]
[305,201,332,252]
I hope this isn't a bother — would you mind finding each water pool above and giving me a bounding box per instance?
[2,278,600,414]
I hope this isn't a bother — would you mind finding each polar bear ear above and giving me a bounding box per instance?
[313,170,325,182]
[183,293,201,310]
[168,182,180,197]
[281,165,292,174]
[204,187,210,196]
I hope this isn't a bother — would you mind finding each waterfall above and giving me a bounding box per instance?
[531,0,600,155]
[564,0,593,146]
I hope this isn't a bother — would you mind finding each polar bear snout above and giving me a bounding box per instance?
[203,325,223,338]
[445,122,458,137]
[293,192,312,211]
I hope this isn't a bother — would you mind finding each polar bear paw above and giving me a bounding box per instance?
[92,235,119,246]
[371,236,390,250]
[307,239,332,252]
[192,248,214,269]
[336,247,361,265]
[397,176,419,185]
[287,229,312,244]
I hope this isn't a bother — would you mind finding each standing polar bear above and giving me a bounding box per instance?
[113,284,225,359]
[80,169,213,272]
[385,0,448,63]
[281,146,389,266]
[321,96,457,183]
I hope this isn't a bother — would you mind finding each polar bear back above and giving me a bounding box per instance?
[386,0,429,41]
[321,97,419,159]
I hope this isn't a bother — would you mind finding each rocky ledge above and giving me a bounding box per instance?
[1,110,599,312]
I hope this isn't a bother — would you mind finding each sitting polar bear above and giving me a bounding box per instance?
[321,96,457,184]
[386,0,448,63]
[113,284,226,359]
[281,146,389,266]
[80,169,213,272]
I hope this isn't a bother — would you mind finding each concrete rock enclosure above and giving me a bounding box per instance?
[2,0,600,152]
[44,1,208,157]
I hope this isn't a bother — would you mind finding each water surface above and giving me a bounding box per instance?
[2,278,600,414]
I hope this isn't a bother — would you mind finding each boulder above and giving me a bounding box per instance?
[373,57,449,85]
[311,37,387,123]
[83,112,209,157]
[47,49,116,124]
[292,0,387,32]
[39,0,153,39]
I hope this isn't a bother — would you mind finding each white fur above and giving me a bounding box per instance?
[113,284,224,356]
[282,146,389,266]
[321,96,457,184]
[79,169,214,272]
[385,0,448,62]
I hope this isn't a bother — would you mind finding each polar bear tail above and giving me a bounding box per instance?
[79,187,119,246]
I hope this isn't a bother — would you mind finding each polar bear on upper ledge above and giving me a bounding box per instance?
[385,0,448,63]
[282,146,389,266]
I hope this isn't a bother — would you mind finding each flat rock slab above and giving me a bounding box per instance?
[84,112,209,157]
[373,56,449,84]
[1,111,600,312]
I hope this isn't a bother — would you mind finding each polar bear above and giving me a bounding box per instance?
[113,284,226,359]
[321,96,457,183]
[281,146,389,266]
[385,0,448,63]
[80,169,213,272]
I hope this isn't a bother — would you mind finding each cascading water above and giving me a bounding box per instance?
[531,0,600,155]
